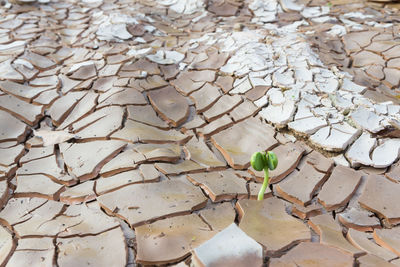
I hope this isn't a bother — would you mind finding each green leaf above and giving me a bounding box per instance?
[250,152,266,171]
[266,151,278,170]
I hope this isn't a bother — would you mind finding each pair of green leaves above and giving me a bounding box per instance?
[250,151,278,172]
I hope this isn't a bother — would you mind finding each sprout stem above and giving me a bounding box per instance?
[257,167,269,201]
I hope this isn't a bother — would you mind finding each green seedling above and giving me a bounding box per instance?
[250,151,278,201]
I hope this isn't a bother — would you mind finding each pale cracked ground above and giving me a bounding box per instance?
[1,0,400,266]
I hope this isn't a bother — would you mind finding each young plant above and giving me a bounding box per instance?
[250,151,278,201]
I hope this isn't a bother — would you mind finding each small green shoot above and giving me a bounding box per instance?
[250,151,278,201]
